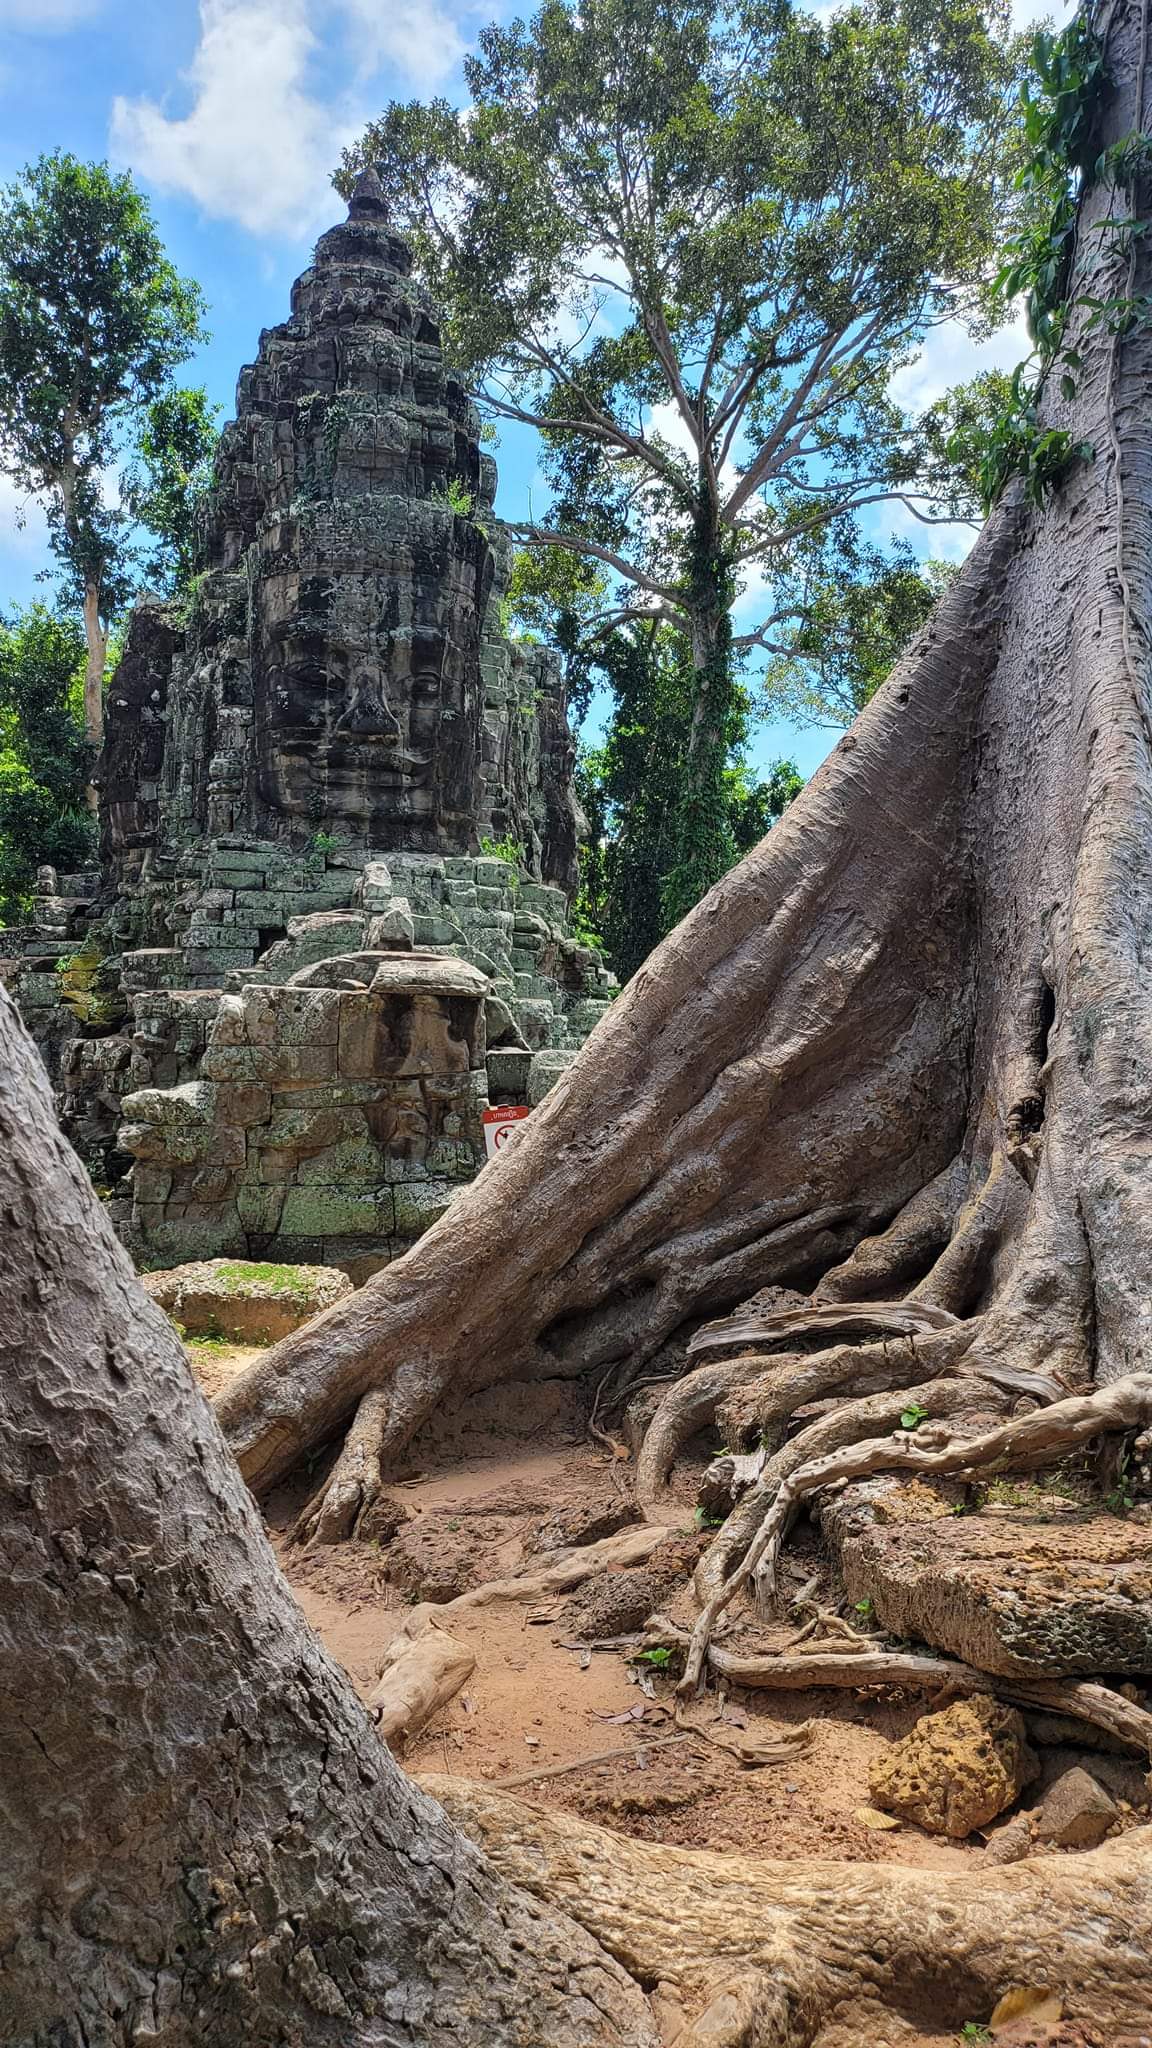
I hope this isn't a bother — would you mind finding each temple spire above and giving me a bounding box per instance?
[348,165,389,220]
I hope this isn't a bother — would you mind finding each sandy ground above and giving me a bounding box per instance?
[187,1339,1130,2048]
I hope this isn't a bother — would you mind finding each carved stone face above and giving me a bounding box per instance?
[251,536,485,846]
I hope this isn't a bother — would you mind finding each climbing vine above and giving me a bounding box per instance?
[975,8,1152,511]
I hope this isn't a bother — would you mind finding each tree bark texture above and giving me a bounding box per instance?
[82,578,106,751]
[429,1778,1152,2045]
[217,0,1152,1525]
[0,989,654,2048]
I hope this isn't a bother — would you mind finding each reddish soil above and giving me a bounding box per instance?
[191,1344,1147,2048]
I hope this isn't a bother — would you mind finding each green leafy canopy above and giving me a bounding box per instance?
[0,153,208,736]
[0,605,92,922]
[344,0,1030,925]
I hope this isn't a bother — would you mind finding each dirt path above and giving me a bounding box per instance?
[190,1341,979,1874]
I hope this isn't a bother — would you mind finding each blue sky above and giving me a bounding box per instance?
[0,0,1045,781]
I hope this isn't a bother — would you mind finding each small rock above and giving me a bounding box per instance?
[983,1811,1034,1865]
[564,1565,683,1638]
[1033,1765,1118,1849]
[530,1496,640,1554]
[357,1492,411,1546]
[868,1694,1039,1838]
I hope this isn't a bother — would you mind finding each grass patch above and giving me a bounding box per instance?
[213,1261,320,1298]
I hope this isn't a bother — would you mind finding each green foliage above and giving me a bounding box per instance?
[900,1403,931,1430]
[213,1262,318,1298]
[478,834,527,871]
[958,2026,992,2044]
[571,622,801,979]
[634,1646,674,1669]
[0,153,206,696]
[968,14,1114,509]
[762,544,954,729]
[971,362,1092,509]
[0,605,92,921]
[123,386,219,592]
[441,476,476,517]
[853,1597,874,1617]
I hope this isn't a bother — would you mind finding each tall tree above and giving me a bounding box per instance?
[0,153,205,752]
[344,0,1027,904]
[123,384,220,594]
[761,542,955,727]
[0,604,91,922]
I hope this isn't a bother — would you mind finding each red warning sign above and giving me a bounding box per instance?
[482,1103,530,1161]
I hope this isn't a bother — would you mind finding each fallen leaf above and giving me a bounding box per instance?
[523,1735,540,1747]
[460,1695,477,1715]
[592,1703,647,1724]
[579,1648,592,1671]
[855,1805,902,1830]
[638,1670,657,1699]
[990,1989,1063,2033]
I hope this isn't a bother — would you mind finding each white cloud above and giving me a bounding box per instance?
[110,0,475,240]
[111,1,336,238]
[336,0,468,91]
[0,0,102,29]
[888,307,1031,417]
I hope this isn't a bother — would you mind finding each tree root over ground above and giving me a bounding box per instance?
[426,1778,1152,2045]
[641,1617,1152,1759]
[678,1374,1152,1696]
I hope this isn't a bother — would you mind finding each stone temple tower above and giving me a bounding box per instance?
[3,174,618,1278]
[101,166,584,900]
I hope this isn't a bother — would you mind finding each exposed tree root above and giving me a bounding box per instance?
[814,1159,968,1303]
[426,1779,1152,2044]
[642,1617,1152,1758]
[679,1374,1152,1695]
[291,1384,392,1545]
[635,1325,983,1520]
[368,1620,475,1749]
[909,1154,1017,1314]
[684,1298,959,1363]
[401,1523,679,1633]
[693,1373,1016,1604]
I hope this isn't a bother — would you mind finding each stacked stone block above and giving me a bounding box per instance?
[119,957,490,1279]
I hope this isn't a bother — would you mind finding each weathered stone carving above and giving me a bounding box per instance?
[101,167,582,891]
[2,174,618,1277]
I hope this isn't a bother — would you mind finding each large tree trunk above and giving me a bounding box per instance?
[7,986,1152,2046]
[218,0,1152,1536]
[82,578,106,750]
[0,990,654,2048]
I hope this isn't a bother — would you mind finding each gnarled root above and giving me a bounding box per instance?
[636,1322,976,1522]
[291,1385,393,1545]
[712,1324,982,1454]
[679,1372,1152,1696]
[643,1616,1152,1757]
[368,1619,476,1749]
[684,1297,959,1364]
[694,1372,1015,1604]
[425,1778,1152,2044]
[815,1159,968,1302]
